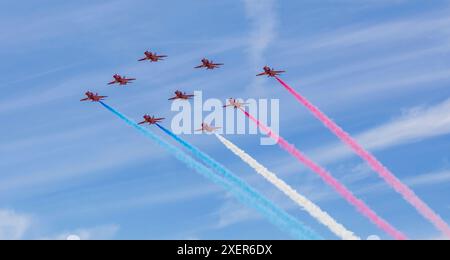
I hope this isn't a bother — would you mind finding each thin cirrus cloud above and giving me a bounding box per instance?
[352,169,450,197]
[0,209,31,240]
[0,140,168,196]
[243,0,277,66]
[0,1,127,48]
[302,14,450,51]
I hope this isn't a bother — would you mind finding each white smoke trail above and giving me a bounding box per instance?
[215,133,360,240]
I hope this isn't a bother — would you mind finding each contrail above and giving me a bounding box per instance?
[274,76,450,238]
[240,108,407,240]
[99,102,321,240]
[214,133,360,240]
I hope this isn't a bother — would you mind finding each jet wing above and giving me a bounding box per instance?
[138,57,147,61]
[138,121,147,125]
[256,72,266,76]
[194,65,204,68]
[168,96,178,100]
[80,98,89,101]
[107,80,116,85]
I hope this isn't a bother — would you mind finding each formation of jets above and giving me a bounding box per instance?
[82,49,284,133]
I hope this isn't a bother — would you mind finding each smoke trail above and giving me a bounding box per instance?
[214,133,360,240]
[155,123,323,238]
[99,102,321,239]
[274,76,450,238]
[240,108,407,240]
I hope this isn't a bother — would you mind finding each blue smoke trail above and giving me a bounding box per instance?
[155,123,322,240]
[99,102,321,239]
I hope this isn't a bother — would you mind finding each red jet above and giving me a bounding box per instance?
[80,91,107,102]
[138,115,165,125]
[196,123,221,133]
[138,51,167,62]
[168,90,195,100]
[194,58,223,70]
[256,66,285,77]
[108,74,136,85]
[223,98,248,109]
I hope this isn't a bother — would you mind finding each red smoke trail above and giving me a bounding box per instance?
[274,76,450,238]
[240,108,407,240]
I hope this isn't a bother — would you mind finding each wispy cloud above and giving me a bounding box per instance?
[243,0,278,67]
[406,170,450,187]
[302,14,450,51]
[0,63,82,88]
[0,209,31,240]
[0,141,167,196]
[362,170,450,194]
[299,42,450,87]
[212,199,260,229]
[0,207,119,240]
[243,0,278,92]
[0,1,126,48]
[209,183,304,231]
[63,184,222,218]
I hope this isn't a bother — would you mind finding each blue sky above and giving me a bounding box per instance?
[1,0,450,239]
